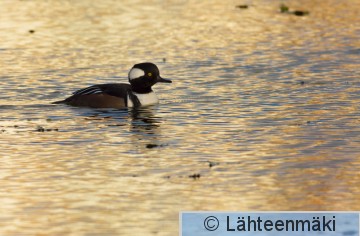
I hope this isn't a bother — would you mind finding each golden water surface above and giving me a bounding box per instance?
[0,0,360,235]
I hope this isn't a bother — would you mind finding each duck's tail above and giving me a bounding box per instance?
[52,100,66,104]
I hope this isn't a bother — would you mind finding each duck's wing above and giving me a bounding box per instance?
[72,85,104,95]
[70,83,130,97]
[52,83,140,108]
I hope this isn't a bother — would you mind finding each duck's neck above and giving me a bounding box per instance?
[131,86,153,94]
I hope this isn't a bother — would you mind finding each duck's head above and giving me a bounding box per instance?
[128,62,172,93]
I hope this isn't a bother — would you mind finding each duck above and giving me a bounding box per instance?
[53,62,172,108]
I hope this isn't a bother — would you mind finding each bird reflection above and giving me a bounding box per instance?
[72,105,162,135]
[129,106,161,135]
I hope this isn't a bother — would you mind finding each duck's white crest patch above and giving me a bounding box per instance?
[129,68,145,80]
[127,92,159,107]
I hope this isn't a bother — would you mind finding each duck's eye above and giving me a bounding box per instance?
[148,72,152,77]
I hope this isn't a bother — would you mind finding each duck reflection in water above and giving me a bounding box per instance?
[75,105,163,136]
[129,106,162,135]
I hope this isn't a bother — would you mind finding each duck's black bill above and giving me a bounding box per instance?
[157,76,172,83]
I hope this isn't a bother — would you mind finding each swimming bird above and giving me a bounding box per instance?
[53,62,172,108]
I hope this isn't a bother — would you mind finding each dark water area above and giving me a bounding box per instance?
[0,0,359,235]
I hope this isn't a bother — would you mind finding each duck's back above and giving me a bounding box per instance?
[53,83,132,109]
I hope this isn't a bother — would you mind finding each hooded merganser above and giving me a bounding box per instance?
[53,62,172,108]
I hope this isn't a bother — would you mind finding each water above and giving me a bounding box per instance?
[0,0,359,235]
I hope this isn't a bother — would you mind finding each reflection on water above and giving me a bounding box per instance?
[0,0,360,235]
[130,107,162,133]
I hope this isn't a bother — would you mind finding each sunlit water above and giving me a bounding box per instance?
[0,0,359,235]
